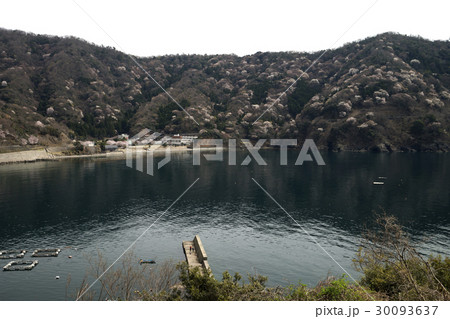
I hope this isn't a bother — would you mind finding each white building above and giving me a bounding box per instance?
[167,135,182,145]
[80,141,95,147]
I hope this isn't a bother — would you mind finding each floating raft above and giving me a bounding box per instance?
[31,248,61,257]
[0,250,27,259]
[3,260,39,271]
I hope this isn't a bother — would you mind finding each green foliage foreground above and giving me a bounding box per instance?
[137,263,377,301]
[354,215,449,301]
[170,265,375,301]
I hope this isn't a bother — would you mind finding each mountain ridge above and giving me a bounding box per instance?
[0,28,449,151]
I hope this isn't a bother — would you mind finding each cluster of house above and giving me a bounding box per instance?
[149,134,198,146]
[129,129,198,148]
[79,130,198,152]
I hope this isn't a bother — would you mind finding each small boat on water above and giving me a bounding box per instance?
[139,259,156,264]
[373,181,384,185]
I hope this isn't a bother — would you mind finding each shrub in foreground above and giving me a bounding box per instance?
[354,215,449,301]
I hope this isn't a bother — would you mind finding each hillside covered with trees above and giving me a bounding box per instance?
[1,29,449,151]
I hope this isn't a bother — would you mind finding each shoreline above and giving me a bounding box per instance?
[1,145,448,165]
[0,146,222,165]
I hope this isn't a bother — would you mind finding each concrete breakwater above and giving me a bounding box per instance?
[182,235,211,272]
[0,149,55,164]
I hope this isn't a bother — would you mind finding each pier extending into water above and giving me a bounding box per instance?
[182,235,211,272]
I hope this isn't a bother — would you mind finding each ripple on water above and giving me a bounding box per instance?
[0,153,449,300]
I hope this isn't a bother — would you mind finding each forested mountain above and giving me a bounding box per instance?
[1,28,449,151]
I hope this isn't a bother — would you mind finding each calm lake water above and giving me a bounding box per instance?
[0,151,449,300]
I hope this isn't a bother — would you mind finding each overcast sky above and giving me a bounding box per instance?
[0,0,449,57]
